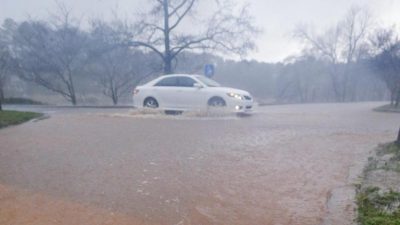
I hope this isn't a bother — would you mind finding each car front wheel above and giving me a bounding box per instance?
[208,97,226,107]
[143,97,159,108]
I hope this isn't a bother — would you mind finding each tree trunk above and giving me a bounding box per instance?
[341,81,347,102]
[0,87,4,101]
[390,90,395,106]
[164,57,172,74]
[329,69,341,102]
[395,89,400,108]
[112,91,118,105]
[163,0,172,74]
[67,71,77,106]
[71,94,77,106]
[0,87,3,111]
[396,127,400,145]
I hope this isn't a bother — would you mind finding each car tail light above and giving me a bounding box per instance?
[133,89,140,95]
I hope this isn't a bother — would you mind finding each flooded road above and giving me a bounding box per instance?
[0,102,399,225]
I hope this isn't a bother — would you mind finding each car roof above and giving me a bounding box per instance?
[142,74,202,86]
[159,74,199,78]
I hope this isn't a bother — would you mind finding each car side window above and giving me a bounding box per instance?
[177,77,196,87]
[155,77,178,87]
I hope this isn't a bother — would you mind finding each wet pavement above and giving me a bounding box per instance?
[0,102,399,225]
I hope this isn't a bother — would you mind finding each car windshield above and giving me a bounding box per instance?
[195,76,221,87]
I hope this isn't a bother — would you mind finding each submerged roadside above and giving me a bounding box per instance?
[356,141,400,225]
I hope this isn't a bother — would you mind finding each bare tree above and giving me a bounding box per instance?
[89,19,161,105]
[369,26,400,107]
[0,43,11,110]
[14,5,88,105]
[295,6,371,101]
[126,0,259,74]
[295,25,342,101]
[276,54,326,103]
[0,19,18,110]
[88,48,156,105]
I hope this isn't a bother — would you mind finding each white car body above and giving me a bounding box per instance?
[133,74,254,113]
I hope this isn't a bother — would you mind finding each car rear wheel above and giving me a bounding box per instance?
[143,97,159,108]
[208,97,226,107]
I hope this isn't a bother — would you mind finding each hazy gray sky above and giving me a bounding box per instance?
[1,0,400,62]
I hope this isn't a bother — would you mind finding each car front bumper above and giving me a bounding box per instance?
[226,99,254,113]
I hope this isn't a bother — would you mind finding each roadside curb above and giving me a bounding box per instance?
[31,113,50,122]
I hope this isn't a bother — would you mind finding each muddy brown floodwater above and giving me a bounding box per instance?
[0,102,399,225]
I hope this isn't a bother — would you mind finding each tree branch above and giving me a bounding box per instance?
[169,0,195,32]
[127,40,164,59]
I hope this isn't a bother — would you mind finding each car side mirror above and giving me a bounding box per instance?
[193,83,203,89]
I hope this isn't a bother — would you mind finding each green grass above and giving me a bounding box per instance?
[357,187,400,225]
[0,110,42,128]
[378,143,400,155]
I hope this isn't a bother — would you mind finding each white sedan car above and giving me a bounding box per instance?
[133,74,254,113]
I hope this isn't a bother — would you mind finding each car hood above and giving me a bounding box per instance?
[211,87,251,96]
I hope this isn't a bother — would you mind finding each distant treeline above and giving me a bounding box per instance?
[179,54,388,104]
[0,2,399,107]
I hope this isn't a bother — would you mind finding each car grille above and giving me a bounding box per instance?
[246,106,252,109]
[244,95,252,100]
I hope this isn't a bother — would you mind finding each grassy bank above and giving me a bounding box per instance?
[3,97,44,105]
[374,105,400,113]
[0,110,42,128]
[357,143,400,225]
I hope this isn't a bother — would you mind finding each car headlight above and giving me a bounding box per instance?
[227,92,244,100]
